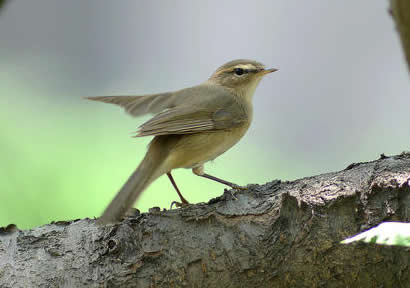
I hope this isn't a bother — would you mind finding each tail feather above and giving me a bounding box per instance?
[97,139,168,224]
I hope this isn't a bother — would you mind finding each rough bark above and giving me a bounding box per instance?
[391,0,410,71]
[1,153,409,288]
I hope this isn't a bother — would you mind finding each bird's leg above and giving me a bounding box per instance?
[167,172,190,209]
[192,166,247,195]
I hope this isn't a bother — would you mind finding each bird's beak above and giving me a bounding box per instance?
[260,68,278,75]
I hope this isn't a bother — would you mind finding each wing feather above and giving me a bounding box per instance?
[134,105,247,137]
[86,93,174,117]
[87,84,249,137]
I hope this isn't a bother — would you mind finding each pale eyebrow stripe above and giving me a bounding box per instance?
[216,64,257,75]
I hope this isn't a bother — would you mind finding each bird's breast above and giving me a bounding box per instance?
[165,124,250,170]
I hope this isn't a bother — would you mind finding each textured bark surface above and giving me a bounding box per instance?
[391,0,410,71]
[1,153,410,288]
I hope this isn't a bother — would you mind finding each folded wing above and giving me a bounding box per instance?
[135,104,247,137]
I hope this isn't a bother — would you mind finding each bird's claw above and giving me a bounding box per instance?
[230,190,239,200]
[229,185,247,200]
[170,201,190,209]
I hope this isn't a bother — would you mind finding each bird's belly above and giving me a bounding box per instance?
[167,126,249,169]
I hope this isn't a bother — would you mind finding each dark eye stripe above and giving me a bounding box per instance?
[232,68,262,74]
[233,68,244,75]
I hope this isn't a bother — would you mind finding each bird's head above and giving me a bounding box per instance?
[209,59,278,97]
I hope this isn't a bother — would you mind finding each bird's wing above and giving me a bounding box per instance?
[86,93,175,117]
[85,83,242,118]
[86,83,219,117]
[135,99,247,137]
[86,84,249,136]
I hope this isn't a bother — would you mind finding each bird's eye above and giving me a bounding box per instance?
[233,68,245,76]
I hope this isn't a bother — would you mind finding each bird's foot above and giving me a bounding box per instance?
[170,200,191,209]
[231,184,247,190]
[230,190,239,200]
[228,185,248,200]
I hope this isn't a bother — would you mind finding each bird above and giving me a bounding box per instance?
[87,59,277,224]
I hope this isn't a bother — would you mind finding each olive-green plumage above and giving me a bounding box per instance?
[87,59,277,224]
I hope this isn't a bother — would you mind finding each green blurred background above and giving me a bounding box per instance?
[1,1,409,229]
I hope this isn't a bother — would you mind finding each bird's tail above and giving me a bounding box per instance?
[97,138,169,224]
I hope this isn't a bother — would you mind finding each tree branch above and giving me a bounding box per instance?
[1,153,409,287]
